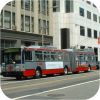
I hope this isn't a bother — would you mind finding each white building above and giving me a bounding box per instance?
[53,0,100,61]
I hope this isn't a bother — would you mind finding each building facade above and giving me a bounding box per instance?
[53,0,100,61]
[0,0,53,49]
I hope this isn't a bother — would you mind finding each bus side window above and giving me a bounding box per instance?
[76,54,79,61]
[84,54,88,61]
[88,54,92,61]
[25,51,32,61]
[64,53,69,61]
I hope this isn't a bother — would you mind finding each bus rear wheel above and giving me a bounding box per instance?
[64,67,68,75]
[35,69,41,79]
[88,66,91,72]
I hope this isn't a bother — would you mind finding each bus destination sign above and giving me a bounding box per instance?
[4,48,20,53]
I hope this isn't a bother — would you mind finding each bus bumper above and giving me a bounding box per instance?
[1,71,23,77]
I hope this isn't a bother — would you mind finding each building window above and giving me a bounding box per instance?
[94,30,97,39]
[12,13,15,26]
[53,0,60,12]
[86,1,91,5]
[31,0,33,11]
[41,0,45,12]
[99,16,100,23]
[1,40,16,48]
[80,7,84,17]
[43,20,46,34]
[31,17,34,32]
[6,2,11,6]
[65,0,73,13]
[47,0,49,15]
[93,14,97,22]
[80,26,85,36]
[38,0,40,13]
[21,0,24,8]
[38,19,41,33]
[21,15,24,31]
[25,16,30,32]
[0,11,3,28]
[12,0,15,7]
[87,28,92,37]
[39,43,50,46]
[21,41,35,46]
[4,11,11,29]
[87,11,91,20]
[47,21,49,35]
[25,0,30,10]
[93,4,97,8]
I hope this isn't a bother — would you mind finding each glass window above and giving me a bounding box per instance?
[51,52,57,60]
[38,0,40,13]
[87,1,91,4]
[41,0,45,12]
[76,54,79,61]
[94,30,97,39]
[47,0,49,15]
[12,13,15,25]
[21,15,24,31]
[31,17,34,32]
[43,20,46,34]
[12,0,15,7]
[80,26,85,36]
[93,14,97,22]
[31,0,33,11]
[25,16,30,32]
[88,55,92,61]
[25,51,32,61]
[47,21,49,35]
[87,28,92,37]
[58,52,63,61]
[11,41,16,47]
[21,0,24,8]
[64,53,69,61]
[84,54,88,61]
[1,40,4,47]
[93,4,97,8]
[87,11,91,19]
[80,7,84,17]
[25,0,30,10]
[79,54,84,61]
[4,11,11,29]
[5,40,10,47]
[0,11,2,27]
[38,19,41,33]
[53,0,60,12]
[44,51,50,61]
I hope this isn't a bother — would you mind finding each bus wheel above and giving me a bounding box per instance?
[16,77,22,80]
[35,69,41,79]
[88,66,91,72]
[64,67,68,75]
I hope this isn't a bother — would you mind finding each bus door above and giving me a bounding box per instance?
[70,52,76,72]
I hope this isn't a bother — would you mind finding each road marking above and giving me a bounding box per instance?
[2,73,99,91]
[13,79,100,100]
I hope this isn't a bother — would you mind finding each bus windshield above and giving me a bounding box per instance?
[2,48,21,64]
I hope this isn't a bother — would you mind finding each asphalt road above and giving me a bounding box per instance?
[0,70,100,100]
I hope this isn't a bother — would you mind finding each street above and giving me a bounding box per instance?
[0,70,100,100]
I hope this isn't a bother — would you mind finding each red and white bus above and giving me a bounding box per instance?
[1,46,96,79]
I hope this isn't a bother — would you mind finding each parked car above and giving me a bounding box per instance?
[96,61,100,69]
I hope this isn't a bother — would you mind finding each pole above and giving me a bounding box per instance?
[42,12,44,46]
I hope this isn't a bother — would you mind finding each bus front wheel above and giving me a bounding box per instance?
[35,69,41,79]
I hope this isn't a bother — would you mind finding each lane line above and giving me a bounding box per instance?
[2,73,99,91]
[13,79,100,100]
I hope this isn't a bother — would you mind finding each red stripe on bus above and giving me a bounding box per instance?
[76,67,88,71]
[91,67,96,70]
[68,68,71,72]
[42,69,64,75]
[75,51,95,54]
[24,48,69,52]
[23,69,35,76]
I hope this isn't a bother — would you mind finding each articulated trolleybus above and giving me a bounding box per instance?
[1,46,96,79]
